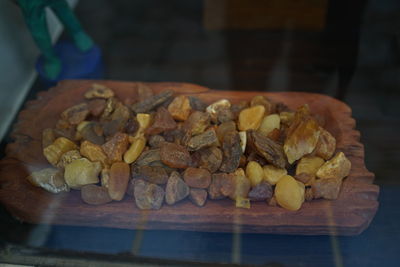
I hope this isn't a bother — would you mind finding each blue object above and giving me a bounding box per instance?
[36,40,103,87]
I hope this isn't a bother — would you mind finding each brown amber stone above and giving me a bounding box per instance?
[165,171,189,205]
[182,111,210,137]
[217,108,234,124]
[81,184,112,205]
[88,99,106,116]
[135,149,162,167]
[135,165,169,184]
[187,128,218,151]
[219,131,242,173]
[160,142,191,168]
[312,178,342,200]
[206,99,231,123]
[102,133,129,163]
[133,179,165,210]
[208,173,229,199]
[247,130,286,169]
[248,181,272,201]
[111,102,131,120]
[131,89,173,113]
[101,97,118,119]
[216,121,236,143]
[148,135,166,148]
[313,127,336,160]
[167,95,192,121]
[61,103,89,125]
[79,122,105,145]
[110,99,128,119]
[188,96,207,111]
[192,146,222,173]
[102,103,131,137]
[183,167,211,189]
[146,107,177,135]
[108,162,130,201]
[189,188,207,207]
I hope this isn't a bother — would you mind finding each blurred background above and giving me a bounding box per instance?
[1,0,400,266]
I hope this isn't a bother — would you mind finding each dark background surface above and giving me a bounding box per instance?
[1,0,400,266]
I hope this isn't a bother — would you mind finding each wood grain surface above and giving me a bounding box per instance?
[0,80,379,235]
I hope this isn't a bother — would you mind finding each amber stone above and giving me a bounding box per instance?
[248,182,272,201]
[192,146,222,173]
[131,89,173,113]
[219,131,242,173]
[208,173,229,200]
[133,179,165,210]
[135,165,169,185]
[81,184,112,205]
[88,99,106,117]
[80,140,108,166]
[247,130,286,169]
[183,167,211,189]
[312,178,342,200]
[165,171,189,205]
[160,142,191,169]
[167,95,192,121]
[189,188,207,207]
[108,162,130,201]
[146,107,177,135]
[187,128,218,151]
[61,103,89,125]
[148,135,166,148]
[102,133,129,163]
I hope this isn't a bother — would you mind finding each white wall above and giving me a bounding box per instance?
[0,0,78,141]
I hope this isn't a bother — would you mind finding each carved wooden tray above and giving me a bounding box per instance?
[0,80,379,235]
